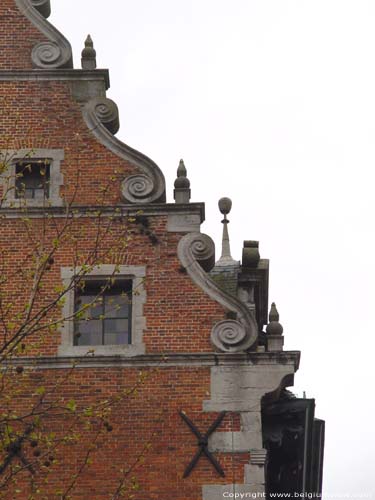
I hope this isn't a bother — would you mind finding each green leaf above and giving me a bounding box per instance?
[83,407,93,417]
[66,399,77,412]
[35,386,46,396]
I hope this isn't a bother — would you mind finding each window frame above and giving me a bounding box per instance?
[15,160,51,200]
[58,265,146,357]
[74,278,133,347]
[0,149,64,208]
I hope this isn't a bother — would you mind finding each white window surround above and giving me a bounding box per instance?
[58,265,146,357]
[0,148,64,207]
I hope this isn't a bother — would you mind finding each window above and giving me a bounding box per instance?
[74,279,132,346]
[58,265,146,357]
[15,161,50,200]
[0,149,64,208]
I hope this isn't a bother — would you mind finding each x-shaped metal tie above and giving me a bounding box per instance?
[179,410,226,478]
[0,434,35,476]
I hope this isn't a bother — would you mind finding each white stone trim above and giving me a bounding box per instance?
[167,213,201,232]
[208,431,260,453]
[4,351,300,370]
[58,265,146,357]
[203,364,296,495]
[0,149,64,207]
[203,365,295,412]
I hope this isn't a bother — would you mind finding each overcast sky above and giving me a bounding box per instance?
[51,1,374,495]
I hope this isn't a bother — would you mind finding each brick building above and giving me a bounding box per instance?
[0,1,324,498]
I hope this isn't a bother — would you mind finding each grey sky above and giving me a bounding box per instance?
[52,1,374,494]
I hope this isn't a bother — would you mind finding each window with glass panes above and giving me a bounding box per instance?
[15,161,50,199]
[74,280,132,346]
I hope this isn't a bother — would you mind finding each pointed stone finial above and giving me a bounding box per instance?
[268,302,280,324]
[81,35,97,70]
[215,197,239,267]
[266,302,284,351]
[174,159,191,203]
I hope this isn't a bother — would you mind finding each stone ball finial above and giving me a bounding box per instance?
[218,197,232,216]
[266,302,283,335]
[81,35,97,70]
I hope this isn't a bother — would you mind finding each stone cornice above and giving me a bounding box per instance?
[0,69,110,89]
[6,351,301,370]
[0,202,205,221]
[15,0,73,69]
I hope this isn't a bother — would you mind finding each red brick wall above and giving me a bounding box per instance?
[2,367,248,499]
[0,213,226,355]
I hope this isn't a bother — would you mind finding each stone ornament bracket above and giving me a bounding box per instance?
[15,0,73,69]
[177,233,258,352]
[82,97,166,204]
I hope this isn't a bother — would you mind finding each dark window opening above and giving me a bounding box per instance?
[15,161,50,200]
[74,279,132,346]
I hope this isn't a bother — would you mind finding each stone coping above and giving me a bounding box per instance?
[4,351,300,370]
[0,202,205,221]
[0,69,110,89]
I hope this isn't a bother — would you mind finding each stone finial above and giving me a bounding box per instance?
[267,303,283,334]
[266,302,284,351]
[269,302,279,323]
[215,197,239,268]
[242,240,260,268]
[81,35,97,70]
[31,0,51,18]
[218,197,232,215]
[173,159,191,203]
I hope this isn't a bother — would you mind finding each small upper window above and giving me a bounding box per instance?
[74,279,132,346]
[15,161,50,200]
[0,148,64,208]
